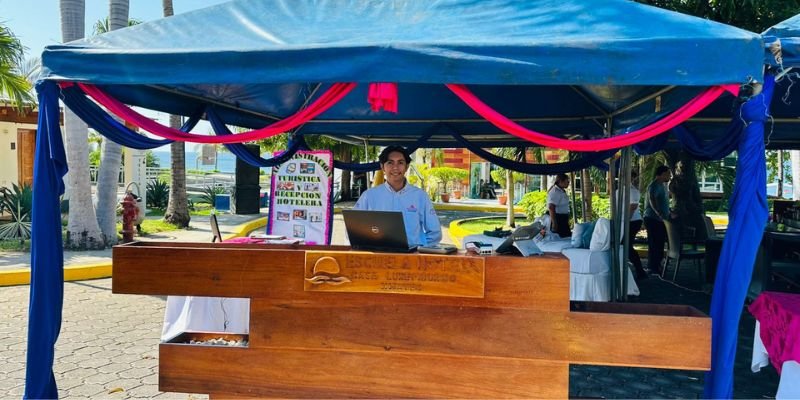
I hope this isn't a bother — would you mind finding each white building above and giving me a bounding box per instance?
[0,99,62,189]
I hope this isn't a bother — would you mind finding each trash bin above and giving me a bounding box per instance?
[260,192,269,207]
[215,194,231,212]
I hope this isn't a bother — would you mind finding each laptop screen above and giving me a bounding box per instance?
[342,210,415,252]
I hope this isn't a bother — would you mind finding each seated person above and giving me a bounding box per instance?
[479,179,497,199]
[354,146,442,247]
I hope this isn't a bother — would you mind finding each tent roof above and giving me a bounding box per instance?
[39,0,766,147]
[764,14,800,68]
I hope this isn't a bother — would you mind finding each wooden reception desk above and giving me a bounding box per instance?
[112,241,710,398]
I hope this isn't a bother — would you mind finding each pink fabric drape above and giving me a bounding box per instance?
[69,82,357,144]
[749,291,800,374]
[368,82,398,113]
[446,83,739,152]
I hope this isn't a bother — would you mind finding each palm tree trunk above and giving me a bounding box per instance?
[161,0,190,227]
[340,146,352,200]
[666,149,706,241]
[164,116,190,226]
[61,0,105,250]
[581,169,592,221]
[94,0,129,244]
[791,151,800,200]
[777,150,784,198]
[506,170,515,228]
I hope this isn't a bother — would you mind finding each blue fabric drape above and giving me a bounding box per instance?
[331,130,437,172]
[672,122,743,161]
[60,85,176,149]
[25,82,69,399]
[703,74,773,399]
[632,121,743,161]
[207,108,306,167]
[450,131,614,174]
[633,133,669,155]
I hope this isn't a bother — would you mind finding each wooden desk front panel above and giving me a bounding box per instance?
[159,344,568,399]
[112,243,570,311]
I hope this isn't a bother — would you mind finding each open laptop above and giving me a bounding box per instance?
[342,210,417,253]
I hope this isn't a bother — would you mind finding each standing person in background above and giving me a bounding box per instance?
[547,173,572,237]
[627,170,647,281]
[643,165,675,276]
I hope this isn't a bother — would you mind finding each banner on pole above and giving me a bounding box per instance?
[268,150,333,245]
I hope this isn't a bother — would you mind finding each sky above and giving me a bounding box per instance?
[1,0,229,59]
[1,0,230,149]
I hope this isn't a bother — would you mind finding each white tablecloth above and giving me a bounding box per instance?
[751,321,800,399]
[161,296,250,341]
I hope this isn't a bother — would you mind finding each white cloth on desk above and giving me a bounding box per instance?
[460,234,639,302]
[562,247,639,301]
[751,321,800,399]
[161,296,250,341]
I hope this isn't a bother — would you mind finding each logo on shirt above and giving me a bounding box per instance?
[407,204,417,212]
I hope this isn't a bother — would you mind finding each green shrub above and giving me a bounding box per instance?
[519,191,611,221]
[0,183,33,241]
[146,178,170,208]
[199,185,226,205]
[518,191,548,219]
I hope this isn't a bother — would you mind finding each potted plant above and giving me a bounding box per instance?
[429,167,468,203]
[490,168,524,205]
[450,169,468,200]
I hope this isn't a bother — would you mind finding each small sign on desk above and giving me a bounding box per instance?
[304,251,485,298]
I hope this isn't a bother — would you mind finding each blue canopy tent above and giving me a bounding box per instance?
[29,0,769,398]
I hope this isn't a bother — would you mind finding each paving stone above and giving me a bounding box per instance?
[98,363,133,375]
[64,383,107,396]
[84,372,117,385]
[118,367,153,379]
[104,377,143,392]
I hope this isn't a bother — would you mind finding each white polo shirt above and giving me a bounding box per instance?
[353,181,442,247]
[630,185,642,222]
[547,186,570,214]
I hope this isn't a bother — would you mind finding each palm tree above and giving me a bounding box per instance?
[161,0,191,227]
[93,0,132,244]
[0,23,33,111]
[493,146,526,228]
[61,0,105,250]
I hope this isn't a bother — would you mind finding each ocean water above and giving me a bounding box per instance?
[151,150,240,173]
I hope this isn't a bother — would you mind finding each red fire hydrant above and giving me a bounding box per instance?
[121,192,139,243]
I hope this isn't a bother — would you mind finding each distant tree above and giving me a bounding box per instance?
[61,0,105,249]
[94,0,134,245]
[0,23,33,111]
[636,0,800,32]
[634,0,800,239]
[161,0,191,227]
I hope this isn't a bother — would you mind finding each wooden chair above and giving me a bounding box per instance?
[703,216,722,240]
[210,214,223,243]
[763,231,800,292]
[662,220,705,283]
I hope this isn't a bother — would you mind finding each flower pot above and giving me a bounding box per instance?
[497,195,508,205]
[440,193,450,203]
[453,190,462,200]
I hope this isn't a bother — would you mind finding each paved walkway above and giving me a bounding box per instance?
[0,204,775,398]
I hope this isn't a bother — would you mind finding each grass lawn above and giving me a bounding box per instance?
[0,239,29,252]
[457,217,530,236]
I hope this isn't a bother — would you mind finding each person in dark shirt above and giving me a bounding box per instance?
[643,165,675,275]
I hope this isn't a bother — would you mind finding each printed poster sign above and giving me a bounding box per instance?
[268,150,333,245]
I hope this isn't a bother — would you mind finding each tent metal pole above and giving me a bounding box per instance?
[570,171,578,224]
[569,86,611,119]
[621,147,632,302]
[608,86,676,118]
[607,116,619,301]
